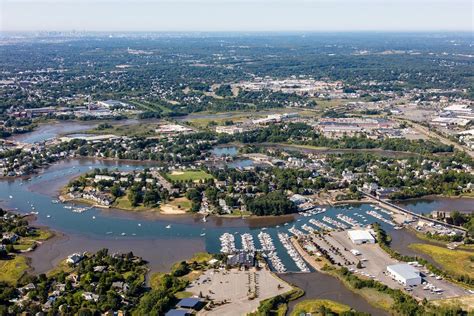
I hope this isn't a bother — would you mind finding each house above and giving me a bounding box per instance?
[94,175,115,182]
[82,292,99,302]
[289,194,307,205]
[67,253,84,265]
[1,232,19,243]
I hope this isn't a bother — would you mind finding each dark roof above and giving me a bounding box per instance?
[176,297,201,309]
[165,309,190,316]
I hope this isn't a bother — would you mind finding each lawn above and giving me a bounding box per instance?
[14,228,54,252]
[291,299,351,315]
[168,197,192,210]
[166,170,213,182]
[409,243,474,278]
[114,195,161,213]
[188,252,213,264]
[0,255,30,284]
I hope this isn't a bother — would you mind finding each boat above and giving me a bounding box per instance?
[200,232,206,236]
[92,216,96,219]
[121,232,126,236]
[138,223,142,227]
[241,233,256,252]
[9,195,13,199]
[46,215,51,218]
[220,232,236,253]
[165,225,171,229]
[278,232,309,272]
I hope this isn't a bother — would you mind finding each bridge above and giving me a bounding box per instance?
[360,192,467,234]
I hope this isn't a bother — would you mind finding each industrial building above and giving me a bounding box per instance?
[347,230,376,244]
[386,263,422,286]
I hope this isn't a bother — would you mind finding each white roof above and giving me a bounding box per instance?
[347,230,375,241]
[387,263,420,280]
[443,104,472,112]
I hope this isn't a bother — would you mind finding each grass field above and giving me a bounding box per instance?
[166,170,213,182]
[0,256,29,284]
[291,299,351,315]
[329,268,394,311]
[90,123,159,137]
[129,100,173,113]
[409,243,474,278]
[114,195,161,212]
[431,295,474,312]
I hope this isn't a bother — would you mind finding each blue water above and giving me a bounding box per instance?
[0,159,399,272]
[210,146,238,157]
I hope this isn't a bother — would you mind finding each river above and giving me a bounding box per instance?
[1,142,468,313]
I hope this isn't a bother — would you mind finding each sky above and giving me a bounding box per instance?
[1,0,473,32]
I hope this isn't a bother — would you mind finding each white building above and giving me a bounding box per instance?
[215,125,244,135]
[386,263,422,286]
[347,230,375,244]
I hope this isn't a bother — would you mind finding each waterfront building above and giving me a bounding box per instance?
[347,230,375,244]
[386,263,422,286]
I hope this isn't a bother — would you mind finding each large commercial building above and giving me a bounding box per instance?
[347,230,375,245]
[386,263,422,286]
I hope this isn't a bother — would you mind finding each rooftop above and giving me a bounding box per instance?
[387,263,420,280]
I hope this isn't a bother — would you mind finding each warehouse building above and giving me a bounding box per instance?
[386,263,422,286]
[347,230,375,244]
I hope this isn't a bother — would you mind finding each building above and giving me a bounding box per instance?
[386,263,422,286]
[165,310,191,316]
[289,194,307,205]
[215,125,244,135]
[66,253,84,265]
[176,298,204,310]
[347,230,375,244]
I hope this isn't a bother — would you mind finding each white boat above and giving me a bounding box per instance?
[200,232,206,236]
[121,232,126,236]
[138,223,142,227]
[9,195,13,199]
[46,215,51,218]
[92,216,96,219]
[165,225,171,229]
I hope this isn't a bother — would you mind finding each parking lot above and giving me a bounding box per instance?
[315,231,472,300]
[187,268,292,315]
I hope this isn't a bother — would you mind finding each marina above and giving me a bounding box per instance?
[366,210,396,226]
[309,218,333,231]
[278,232,310,272]
[323,216,349,230]
[336,213,360,227]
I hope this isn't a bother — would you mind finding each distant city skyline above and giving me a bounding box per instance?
[1,0,473,32]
